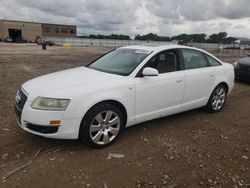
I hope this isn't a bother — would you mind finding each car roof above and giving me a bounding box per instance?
[120,44,201,53]
[120,44,224,64]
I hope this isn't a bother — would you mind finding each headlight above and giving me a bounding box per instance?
[233,62,239,68]
[32,97,70,111]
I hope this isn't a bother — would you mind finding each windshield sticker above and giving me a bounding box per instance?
[134,49,152,55]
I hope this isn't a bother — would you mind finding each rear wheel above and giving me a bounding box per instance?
[206,84,227,113]
[79,103,124,148]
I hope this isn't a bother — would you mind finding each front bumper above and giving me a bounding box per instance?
[14,100,81,139]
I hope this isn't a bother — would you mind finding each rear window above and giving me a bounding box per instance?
[182,49,208,70]
[204,54,221,66]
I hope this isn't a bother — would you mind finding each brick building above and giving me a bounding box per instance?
[0,19,77,42]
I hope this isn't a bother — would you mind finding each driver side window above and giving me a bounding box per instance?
[146,51,177,74]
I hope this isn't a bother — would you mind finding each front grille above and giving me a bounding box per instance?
[14,88,28,124]
[26,123,59,134]
[15,89,28,111]
[14,105,22,124]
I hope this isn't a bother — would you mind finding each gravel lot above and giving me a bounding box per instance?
[0,43,249,188]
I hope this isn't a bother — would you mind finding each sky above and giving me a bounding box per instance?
[1,0,250,38]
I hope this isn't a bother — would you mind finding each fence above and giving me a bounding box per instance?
[44,37,250,55]
[44,37,177,48]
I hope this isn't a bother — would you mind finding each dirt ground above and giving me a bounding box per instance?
[0,43,249,188]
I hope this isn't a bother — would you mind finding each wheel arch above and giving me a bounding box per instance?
[206,82,229,105]
[216,82,229,93]
[206,82,229,113]
[80,99,128,128]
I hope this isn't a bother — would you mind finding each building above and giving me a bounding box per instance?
[0,19,77,42]
[222,37,250,45]
[234,37,250,45]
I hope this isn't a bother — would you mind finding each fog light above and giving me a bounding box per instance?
[50,120,61,126]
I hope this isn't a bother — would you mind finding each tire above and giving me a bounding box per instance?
[79,103,124,148]
[206,84,228,113]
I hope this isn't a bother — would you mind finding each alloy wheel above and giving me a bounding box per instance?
[89,110,121,145]
[212,88,226,111]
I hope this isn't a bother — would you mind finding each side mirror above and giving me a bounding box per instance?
[142,67,159,77]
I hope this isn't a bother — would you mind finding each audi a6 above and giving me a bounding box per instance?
[14,45,234,148]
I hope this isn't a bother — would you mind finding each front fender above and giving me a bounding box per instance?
[62,84,135,131]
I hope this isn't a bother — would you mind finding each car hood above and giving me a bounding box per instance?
[22,67,125,100]
[239,57,250,66]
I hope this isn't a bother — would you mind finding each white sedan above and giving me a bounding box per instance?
[14,45,234,148]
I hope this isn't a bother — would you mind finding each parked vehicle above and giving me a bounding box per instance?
[43,41,55,46]
[37,39,55,46]
[15,37,28,43]
[3,37,13,43]
[0,38,2,42]
[223,45,240,50]
[14,45,234,148]
[234,54,250,82]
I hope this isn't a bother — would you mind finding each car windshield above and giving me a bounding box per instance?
[87,48,151,76]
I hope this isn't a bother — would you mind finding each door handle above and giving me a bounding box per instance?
[209,74,215,77]
[176,78,183,83]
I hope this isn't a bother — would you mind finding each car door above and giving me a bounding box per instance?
[134,49,185,124]
[181,49,216,111]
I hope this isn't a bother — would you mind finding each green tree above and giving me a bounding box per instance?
[135,33,171,41]
[207,32,227,43]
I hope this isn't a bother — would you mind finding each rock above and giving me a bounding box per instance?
[53,148,61,153]
[233,123,239,127]
[2,153,8,159]
[143,138,149,142]
[162,174,171,180]
[241,155,248,160]
[106,153,125,160]
[3,128,10,131]
[103,183,108,188]
[220,134,228,139]
[49,157,56,161]
[238,181,243,186]
[168,183,177,188]
[162,180,167,185]
[136,180,142,188]
[208,179,213,184]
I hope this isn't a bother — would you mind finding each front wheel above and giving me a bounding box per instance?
[79,103,124,148]
[206,85,228,113]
